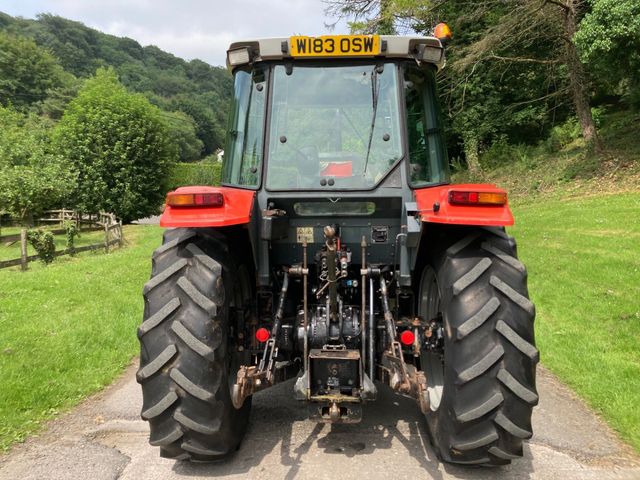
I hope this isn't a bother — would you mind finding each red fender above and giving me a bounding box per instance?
[414,184,514,226]
[160,186,255,228]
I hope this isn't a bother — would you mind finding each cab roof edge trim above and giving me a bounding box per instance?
[226,36,445,71]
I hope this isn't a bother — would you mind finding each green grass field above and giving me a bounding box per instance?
[0,193,638,453]
[510,192,640,451]
[0,225,161,450]
[0,228,107,262]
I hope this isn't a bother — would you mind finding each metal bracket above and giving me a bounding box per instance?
[231,338,279,408]
[381,341,429,413]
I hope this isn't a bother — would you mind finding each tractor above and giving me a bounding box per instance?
[137,27,538,466]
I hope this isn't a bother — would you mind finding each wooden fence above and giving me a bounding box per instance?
[0,210,116,243]
[0,210,123,271]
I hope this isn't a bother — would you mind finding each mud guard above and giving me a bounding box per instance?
[160,186,255,228]
[414,184,514,226]
[398,184,513,287]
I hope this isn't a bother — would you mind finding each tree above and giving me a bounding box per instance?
[171,95,225,155]
[53,68,177,222]
[0,106,76,222]
[164,110,205,162]
[30,14,101,77]
[0,11,233,159]
[0,31,66,108]
[326,0,604,164]
[575,0,640,107]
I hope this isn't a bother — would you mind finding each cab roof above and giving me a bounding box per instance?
[226,35,445,71]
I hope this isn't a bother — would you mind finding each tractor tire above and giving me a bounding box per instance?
[419,227,538,466]
[137,228,251,461]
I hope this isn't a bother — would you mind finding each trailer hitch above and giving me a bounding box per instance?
[232,270,295,408]
[381,342,429,414]
[232,338,298,408]
[378,278,430,414]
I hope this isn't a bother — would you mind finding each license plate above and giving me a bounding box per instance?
[290,35,380,57]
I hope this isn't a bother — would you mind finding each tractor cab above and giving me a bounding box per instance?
[222,35,449,193]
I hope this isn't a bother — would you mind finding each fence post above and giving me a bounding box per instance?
[20,228,28,272]
[118,220,123,247]
[104,223,110,253]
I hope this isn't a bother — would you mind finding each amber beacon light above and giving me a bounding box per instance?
[434,23,452,43]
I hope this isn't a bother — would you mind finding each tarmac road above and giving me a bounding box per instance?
[1,361,638,480]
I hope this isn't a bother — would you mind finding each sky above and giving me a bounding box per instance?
[1,0,349,66]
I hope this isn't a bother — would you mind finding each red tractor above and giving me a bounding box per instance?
[137,29,538,466]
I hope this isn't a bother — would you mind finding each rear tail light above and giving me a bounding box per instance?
[167,192,224,207]
[400,330,415,346]
[448,190,507,206]
[255,327,270,343]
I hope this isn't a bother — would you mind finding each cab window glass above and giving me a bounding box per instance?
[222,68,266,187]
[404,65,449,186]
[266,63,402,190]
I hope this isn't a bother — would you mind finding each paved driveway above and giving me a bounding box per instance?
[1,362,638,480]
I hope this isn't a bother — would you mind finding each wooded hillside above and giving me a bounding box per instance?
[326,0,640,173]
[0,12,232,223]
[0,12,232,157]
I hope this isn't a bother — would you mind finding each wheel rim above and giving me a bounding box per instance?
[418,266,444,412]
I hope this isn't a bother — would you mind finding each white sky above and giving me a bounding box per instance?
[1,0,349,66]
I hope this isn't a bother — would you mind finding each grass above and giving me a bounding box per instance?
[0,191,638,455]
[453,110,640,203]
[0,224,161,451]
[0,228,107,262]
[510,192,640,451]
[0,226,25,237]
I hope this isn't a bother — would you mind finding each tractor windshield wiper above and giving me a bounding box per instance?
[363,64,383,174]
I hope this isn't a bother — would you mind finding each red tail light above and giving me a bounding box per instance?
[448,190,507,206]
[167,191,224,207]
[400,330,415,346]
[255,327,270,343]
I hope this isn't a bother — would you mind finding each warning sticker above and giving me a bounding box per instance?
[296,227,314,243]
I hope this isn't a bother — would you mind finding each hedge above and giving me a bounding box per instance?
[167,161,222,190]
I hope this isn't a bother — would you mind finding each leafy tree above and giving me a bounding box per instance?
[0,12,233,157]
[326,0,604,166]
[164,110,205,162]
[0,106,76,221]
[34,72,81,120]
[29,14,101,77]
[0,31,67,108]
[575,0,640,107]
[171,95,224,155]
[53,68,177,222]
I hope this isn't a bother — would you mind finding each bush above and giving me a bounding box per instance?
[167,161,222,191]
[27,229,56,264]
[480,137,543,172]
[546,117,581,152]
[480,137,515,169]
[53,68,177,223]
[63,220,79,254]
